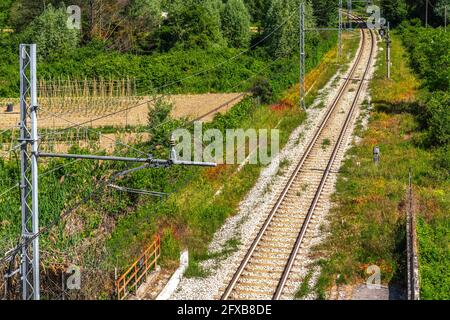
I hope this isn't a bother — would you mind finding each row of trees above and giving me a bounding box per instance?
[2,0,253,53]
[398,22,449,148]
[381,0,450,26]
[1,0,338,58]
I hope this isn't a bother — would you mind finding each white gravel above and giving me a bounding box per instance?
[170,33,376,300]
[286,31,380,300]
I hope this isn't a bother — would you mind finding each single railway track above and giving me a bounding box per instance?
[221,19,375,300]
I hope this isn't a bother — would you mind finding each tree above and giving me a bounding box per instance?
[243,0,271,24]
[311,0,337,27]
[0,0,13,29]
[405,0,447,26]
[380,0,408,26]
[264,0,316,57]
[119,0,162,51]
[157,0,224,51]
[434,0,450,23]
[221,0,251,48]
[22,5,80,59]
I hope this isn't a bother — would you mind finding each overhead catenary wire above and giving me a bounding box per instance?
[0,47,286,204]
[0,48,289,268]
[0,7,311,292]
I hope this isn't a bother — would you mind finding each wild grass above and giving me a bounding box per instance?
[295,270,314,299]
[311,33,449,299]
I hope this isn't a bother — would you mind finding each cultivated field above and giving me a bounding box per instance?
[0,92,244,130]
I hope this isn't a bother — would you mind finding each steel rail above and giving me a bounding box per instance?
[273,25,375,300]
[221,18,372,300]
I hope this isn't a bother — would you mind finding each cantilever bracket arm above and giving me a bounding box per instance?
[38,152,217,167]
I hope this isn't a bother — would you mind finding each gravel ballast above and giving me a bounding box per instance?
[170,33,377,300]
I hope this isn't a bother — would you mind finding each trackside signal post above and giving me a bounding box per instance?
[299,1,306,110]
[380,22,391,79]
[14,44,216,300]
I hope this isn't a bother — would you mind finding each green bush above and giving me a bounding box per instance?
[417,217,450,300]
[22,5,80,60]
[420,92,450,147]
[399,24,450,92]
[221,0,251,48]
[250,76,273,104]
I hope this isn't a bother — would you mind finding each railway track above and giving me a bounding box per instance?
[221,20,376,300]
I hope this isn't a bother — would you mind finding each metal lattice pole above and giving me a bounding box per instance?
[445,5,448,32]
[347,0,352,30]
[19,44,40,300]
[11,43,217,301]
[299,1,306,110]
[339,0,343,58]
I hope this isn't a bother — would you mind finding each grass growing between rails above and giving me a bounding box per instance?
[309,33,449,299]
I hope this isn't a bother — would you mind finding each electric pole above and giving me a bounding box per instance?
[339,0,343,57]
[386,22,391,79]
[445,5,448,32]
[14,43,216,300]
[347,0,352,30]
[299,1,306,110]
[426,0,429,28]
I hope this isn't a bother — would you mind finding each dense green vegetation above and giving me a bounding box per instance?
[310,20,449,299]
[396,23,449,300]
[380,0,449,27]
[0,0,340,297]
[417,216,449,299]
[0,0,336,98]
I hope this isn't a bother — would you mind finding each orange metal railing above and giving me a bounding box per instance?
[116,235,161,300]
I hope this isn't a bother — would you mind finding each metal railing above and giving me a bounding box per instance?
[116,235,161,300]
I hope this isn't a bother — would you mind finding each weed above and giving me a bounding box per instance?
[295,270,314,299]
[321,139,331,150]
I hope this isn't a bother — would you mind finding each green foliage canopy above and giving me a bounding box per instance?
[221,0,251,48]
[264,0,316,57]
[380,0,408,26]
[22,5,80,59]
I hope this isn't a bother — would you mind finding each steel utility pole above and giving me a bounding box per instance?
[339,0,342,56]
[347,0,352,30]
[19,44,40,300]
[299,1,306,110]
[15,44,216,300]
[445,5,448,32]
[386,22,391,79]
